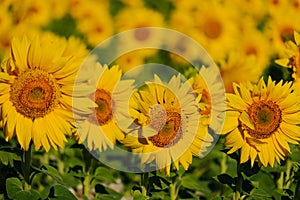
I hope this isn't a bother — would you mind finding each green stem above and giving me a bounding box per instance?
[141,172,149,196]
[221,153,228,174]
[170,183,176,200]
[235,153,243,200]
[294,168,300,200]
[22,145,32,190]
[83,175,91,198]
[277,172,284,190]
[82,148,93,197]
[285,160,292,189]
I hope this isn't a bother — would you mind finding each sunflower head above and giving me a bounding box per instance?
[75,63,135,152]
[222,77,300,167]
[0,34,88,151]
[122,74,204,175]
[275,31,300,81]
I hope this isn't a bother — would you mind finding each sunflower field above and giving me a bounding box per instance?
[1,0,300,199]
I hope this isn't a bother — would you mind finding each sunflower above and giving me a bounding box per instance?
[0,34,88,151]
[72,0,113,47]
[265,6,300,55]
[275,31,300,81]
[188,66,226,156]
[219,51,260,93]
[115,50,153,73]
[76,64,135,152]
[235,17,274,71]
[11,0,51,27]
[122,74,202,175]
[222,77,300,167]
[191,1,238,61]
[115,7,164,58]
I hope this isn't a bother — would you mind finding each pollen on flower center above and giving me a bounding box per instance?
[246,100,282,139]
[10,69,60,118]
[90,89,113,125]
[148,109,182,148]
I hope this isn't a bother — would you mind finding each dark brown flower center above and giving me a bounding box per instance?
[203,18,222,39]
[149,111,182,148]
[246,100,282,139]
[134,28,150,41]
[90,89,113,125]
[10,69,60,118]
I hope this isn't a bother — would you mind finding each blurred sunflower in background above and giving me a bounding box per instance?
[115,6,164,58]
[222,77,300,167]
[219,51,261,93]
[122,74,205,175]
[0,33,88,151]
[276,31,300,81]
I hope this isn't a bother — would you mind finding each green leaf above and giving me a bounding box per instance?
[132,190,149,200]
[0,151,21,166]
[6,178,40,200]
[95,183,120,195]
[150,191,167,199]
[93,167,115,183]
[289,145,300,162]
[40,186,51,199]
[12,189,40,200]
[6,177,23,198]
[94,194,123,200]
[181,174,202,191]
[40,164,63,184]
[249,171,275,195]
[49,184,77,200]
[249,188,272,199]
[149,175,169,190]
[61,173,80,188]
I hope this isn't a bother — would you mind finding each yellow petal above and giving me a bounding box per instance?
[249,147,257,167]
[226,94,247,110]
[28,36,42,69]
[282,112,300,124]
[275,131,291,153]
[258,145,269,167]
[240,143,250,164]
[32,118,50,152]
[222,111,239,134]
[239,84,253,105]
[45,113,66,148]
[16,115,32,151]
[275,58,289,67]
[11,36,30,72]
[6,109,17,139]
[225,128,245,154]
[280,122,300,140]
[239,111,254,130]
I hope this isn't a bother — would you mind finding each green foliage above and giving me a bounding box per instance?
[43,14,82,39]
[1,0,300,199]
[6,178,40,200]
[48,185,77,200]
